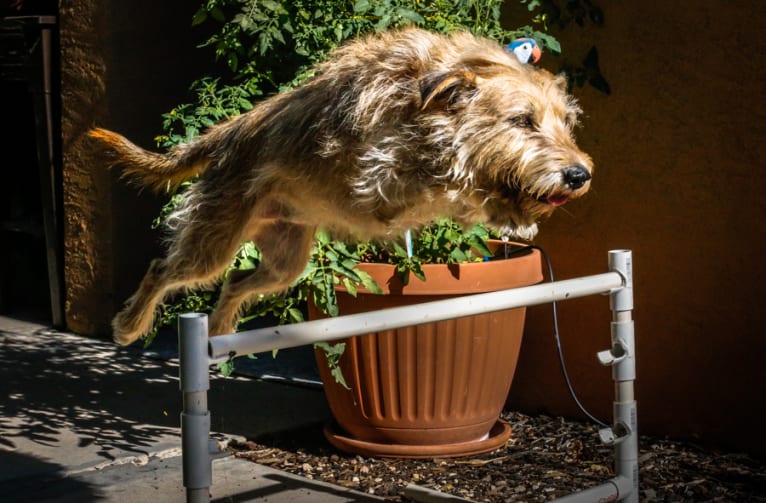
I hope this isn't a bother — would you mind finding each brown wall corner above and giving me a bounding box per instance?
[60,1,114,337]
[59,0,217,339]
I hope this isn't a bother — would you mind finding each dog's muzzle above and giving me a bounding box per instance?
[535,165,592,207]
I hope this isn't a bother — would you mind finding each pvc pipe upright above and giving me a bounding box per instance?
[550,249,637,503]
[179,313,212,503]
[608,250,639,503]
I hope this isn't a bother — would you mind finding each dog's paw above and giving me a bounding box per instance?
[112,313,145,346]
[112,327,142,346]
[113,332,141,346]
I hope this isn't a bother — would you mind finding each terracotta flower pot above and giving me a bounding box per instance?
[312,242,543,458]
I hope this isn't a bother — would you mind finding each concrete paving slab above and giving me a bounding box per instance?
[0,316,381,502]
[3,449,386,502]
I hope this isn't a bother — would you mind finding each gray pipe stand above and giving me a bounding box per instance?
[551,249,637,503]
[178,249,636,502]
[179,313,214,503]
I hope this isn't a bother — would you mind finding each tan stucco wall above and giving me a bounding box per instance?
[60,1,113,335]
[505,1,766,456]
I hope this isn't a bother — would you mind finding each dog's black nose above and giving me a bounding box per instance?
[562,165,591,190]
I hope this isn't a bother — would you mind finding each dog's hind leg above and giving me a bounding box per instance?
[208,221,316,336]
[112,198,250,346]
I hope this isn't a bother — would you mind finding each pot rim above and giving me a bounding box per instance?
[341,240,543,296]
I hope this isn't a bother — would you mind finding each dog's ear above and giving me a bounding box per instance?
[419,70,479,111]
[552,72,568,93]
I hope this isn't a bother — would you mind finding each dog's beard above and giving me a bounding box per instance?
[476,182,564,240]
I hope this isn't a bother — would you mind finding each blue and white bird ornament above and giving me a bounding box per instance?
[507,37,541,65]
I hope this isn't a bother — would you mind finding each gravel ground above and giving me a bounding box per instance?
[229,411,765,502]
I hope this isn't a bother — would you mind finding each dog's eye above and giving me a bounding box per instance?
[509,115,534,129]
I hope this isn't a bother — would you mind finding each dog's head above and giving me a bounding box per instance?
[418,36,593,239]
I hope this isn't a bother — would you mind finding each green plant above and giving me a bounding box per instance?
[148,0,572,377]
[524,0,610,94]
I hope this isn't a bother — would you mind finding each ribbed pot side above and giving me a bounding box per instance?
[313,244,542,455]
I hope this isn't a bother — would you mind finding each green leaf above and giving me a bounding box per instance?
[449,247,468,263]
[467,236,493,257]
[331,366,350,389]
[261,0,281,12]
[333,241,356,258]
[376,13,392,31]
[287,307,304,323]
[315,341,350,390]
[410,261,426,282]
[357,270,384,294]
[328,262,361,283]
[325,283,339,317]
[316,341,346,360]
[536,32,561,53]
[353,0,371,14]
[191,9,208,27]
[242,241,259,257]
[237,97,253,110]
[396,8,425,24]
[236,257,257,270]
[342,277,358,297]
[217,359,235,377]
[209,6,225,23]
[396,262,411,286]
[271,27,286,45]
[391,241,408,258]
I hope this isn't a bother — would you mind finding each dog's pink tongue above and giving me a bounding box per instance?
[547,194,570,207]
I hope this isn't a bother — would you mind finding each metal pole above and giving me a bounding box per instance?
[209,271,625,361]
[179,313,212,503]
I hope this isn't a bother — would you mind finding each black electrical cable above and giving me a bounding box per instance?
[501,242,608,427]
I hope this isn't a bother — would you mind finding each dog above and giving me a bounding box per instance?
[89,27,593,346]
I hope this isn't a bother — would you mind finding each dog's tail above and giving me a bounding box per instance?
[89,128,212,192]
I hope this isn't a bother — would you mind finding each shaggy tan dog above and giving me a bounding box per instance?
[90,27,593,345]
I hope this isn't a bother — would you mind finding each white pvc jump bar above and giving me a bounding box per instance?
[209,271,625,362]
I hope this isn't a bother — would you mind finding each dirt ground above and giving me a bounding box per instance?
[230,410,765,502]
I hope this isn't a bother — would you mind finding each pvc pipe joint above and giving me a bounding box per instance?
[608,250,633,312]
[610,320,636,381]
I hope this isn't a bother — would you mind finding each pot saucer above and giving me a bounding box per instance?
[323,419,512,459]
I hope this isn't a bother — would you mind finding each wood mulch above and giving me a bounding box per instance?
[229,411,765,502]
